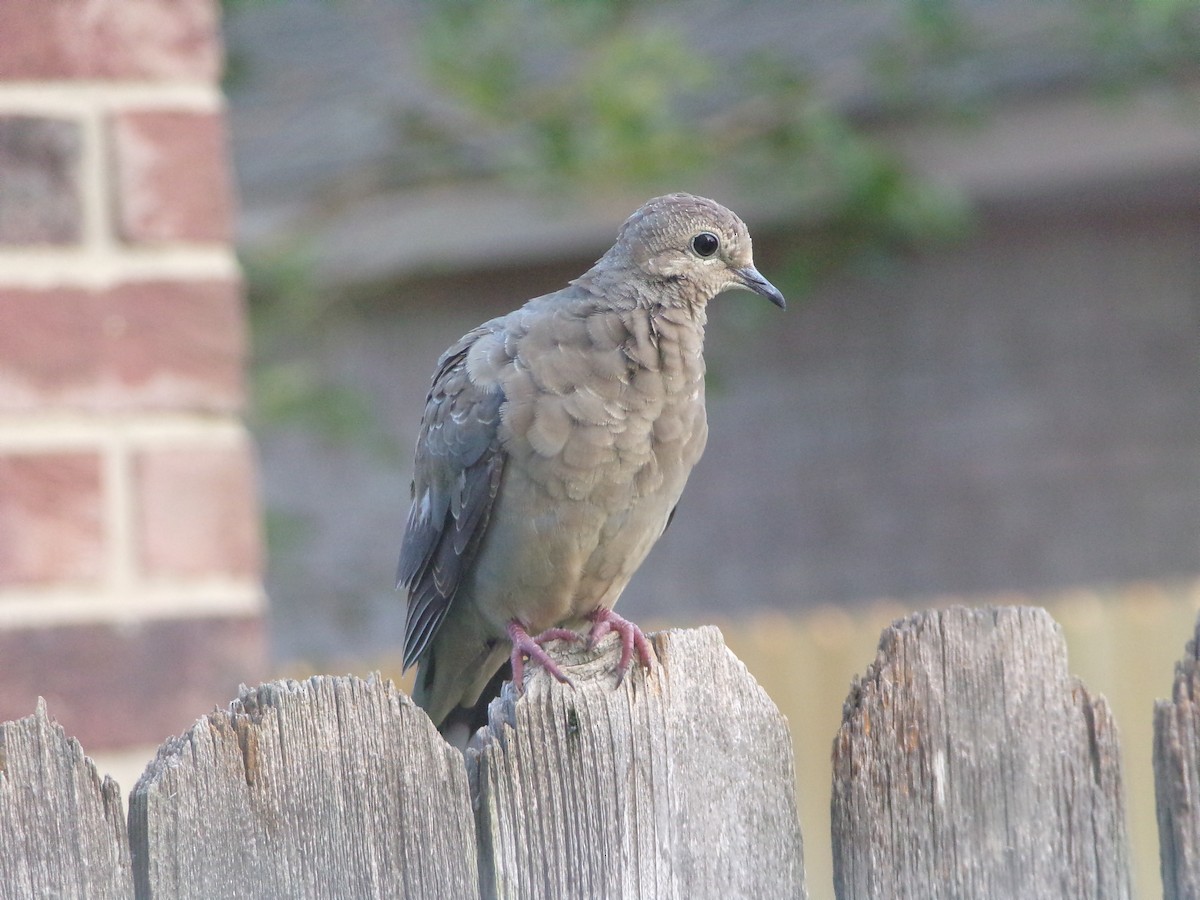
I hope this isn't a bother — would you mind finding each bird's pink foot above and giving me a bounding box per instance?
[507,620,582,692]
[586,607,653,683]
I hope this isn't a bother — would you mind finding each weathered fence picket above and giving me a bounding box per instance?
[830,606,1131,900]
[3,606,1197,899]
[1155,614,1200,900]
[121,628,804,900]
[128,674,479,899]
[470,627,806,899]
[0,699,132,898]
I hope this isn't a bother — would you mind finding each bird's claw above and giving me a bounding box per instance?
[507,621,582,692]
[507,611,653,694]
[586,608,653,684]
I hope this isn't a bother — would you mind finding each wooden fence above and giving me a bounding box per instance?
[1,606,1197,899]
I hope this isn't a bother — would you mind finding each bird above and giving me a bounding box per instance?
[397,192,785,742]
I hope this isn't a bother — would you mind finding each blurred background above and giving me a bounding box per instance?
[1,0,1198,897]
[228,0,1200,660]
[234,5,1200,892]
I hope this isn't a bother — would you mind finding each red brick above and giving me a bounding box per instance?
[0,452,105,587]
[0,0,221,81]
[0,615,267,750]
[0,279,245,412]
[0,116,83,246]
[135,440,262,579]
[109,110,235,244]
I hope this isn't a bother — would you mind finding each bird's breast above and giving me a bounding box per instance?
[497,305,708,507]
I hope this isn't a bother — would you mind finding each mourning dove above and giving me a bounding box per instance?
[397,193,785,739]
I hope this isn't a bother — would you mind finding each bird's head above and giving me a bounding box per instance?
[613,192,786,310]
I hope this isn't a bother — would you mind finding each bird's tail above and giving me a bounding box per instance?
[434,661,511,750]
[411,606,511,747]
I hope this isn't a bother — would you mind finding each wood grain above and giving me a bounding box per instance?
[1155,610,1200,900]
[128,674,478,899]
[470,626,806,899]
[831,606,1130,900]
[0,698,132,898]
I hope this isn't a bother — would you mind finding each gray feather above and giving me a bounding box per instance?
[394,193,785,733]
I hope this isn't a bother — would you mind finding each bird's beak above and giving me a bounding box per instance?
[733,266,786,310]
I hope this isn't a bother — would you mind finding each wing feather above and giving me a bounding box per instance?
[398,326,507,671]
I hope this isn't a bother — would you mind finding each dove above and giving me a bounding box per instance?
[397,192,785,740]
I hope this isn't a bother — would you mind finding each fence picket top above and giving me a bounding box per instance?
[831,605,1131,900]
[1154,610,1200,900]
[469,625,807,900]
[128,673,479,900]
[0,697,133,899]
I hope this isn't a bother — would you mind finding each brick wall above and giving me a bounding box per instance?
[0,1,266,749]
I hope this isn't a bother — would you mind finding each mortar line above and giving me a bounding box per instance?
[0,415,248,451]
[0,82,223,113]
[0,247,239,288]
[0,583,266,628]
[104,431,137,594]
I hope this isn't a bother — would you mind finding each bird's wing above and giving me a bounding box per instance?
[398,324,507,671]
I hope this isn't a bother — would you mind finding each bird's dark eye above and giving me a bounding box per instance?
[691,232,720,258]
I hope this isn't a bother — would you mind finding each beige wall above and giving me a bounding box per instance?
[716,582,1199,900]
